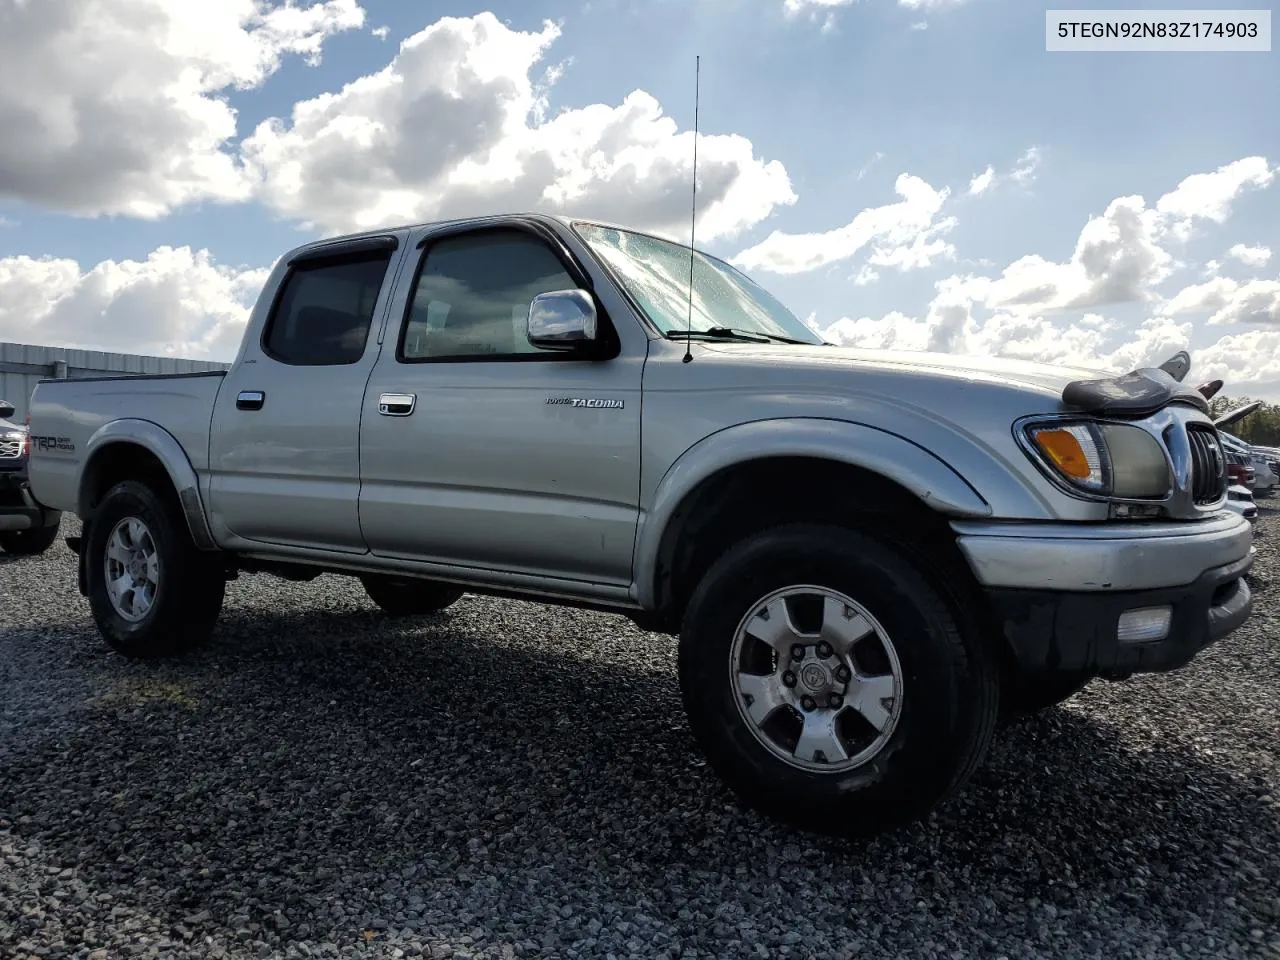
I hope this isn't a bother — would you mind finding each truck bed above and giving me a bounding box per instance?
[25,371,226,516]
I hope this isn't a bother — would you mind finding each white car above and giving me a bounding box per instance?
[1250,451,1278,496]
[1225,483,1258,526]
[1250,446,1280,497]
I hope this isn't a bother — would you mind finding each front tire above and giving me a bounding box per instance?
[84,480,225,658]
[360,575,464,616]
[678,523,999,838]
[0,518,61,556]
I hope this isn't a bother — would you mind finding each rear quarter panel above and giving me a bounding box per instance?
[26,373,225,514]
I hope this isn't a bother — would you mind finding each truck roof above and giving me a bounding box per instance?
[280,212,696,264]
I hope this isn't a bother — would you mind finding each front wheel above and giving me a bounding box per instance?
[84,480,225,658]
[678,523,999,838]
[360,575,464,616]
[0,518,61,556]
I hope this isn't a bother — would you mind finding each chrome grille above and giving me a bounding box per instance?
[0,434,22,460]
[1186,425,1226,505]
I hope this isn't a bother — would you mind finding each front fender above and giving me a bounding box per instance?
[79,419,217,551]
[632,417,1038,609]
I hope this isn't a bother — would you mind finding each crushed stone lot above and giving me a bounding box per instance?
[2,515,1279,960]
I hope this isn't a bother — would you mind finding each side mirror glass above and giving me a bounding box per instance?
[0,401,14,420]
[528,290,598,351]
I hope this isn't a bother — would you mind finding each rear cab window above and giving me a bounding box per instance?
[262,250,395,366]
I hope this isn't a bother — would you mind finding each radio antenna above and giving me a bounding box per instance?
[682,55,701,364]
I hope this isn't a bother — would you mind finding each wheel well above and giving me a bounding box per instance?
[79,442,178,522]
[651,456,997,635]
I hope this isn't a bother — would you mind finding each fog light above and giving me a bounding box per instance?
[1117,606,1172,643]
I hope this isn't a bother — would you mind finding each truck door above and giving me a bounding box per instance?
[207,236,404,553]
[357,221,644,586]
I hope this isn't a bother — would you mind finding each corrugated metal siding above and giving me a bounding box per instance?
[0,341,230,423]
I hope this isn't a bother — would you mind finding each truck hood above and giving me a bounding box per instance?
[707,342,1110,397]
[821,345,1107,395]
[700,342,1209,417]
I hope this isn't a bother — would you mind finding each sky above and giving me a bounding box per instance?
[1,0,1279,395]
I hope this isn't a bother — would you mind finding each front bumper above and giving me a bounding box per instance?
[0,468,59,532]
[953,513,1255,678]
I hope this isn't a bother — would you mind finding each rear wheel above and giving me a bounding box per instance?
[677,523,999,838]
[0,518,61,556]
[360,575,464,616]
[84,480,225,658]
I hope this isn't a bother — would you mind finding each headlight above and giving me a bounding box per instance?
[1025,421,1171,500]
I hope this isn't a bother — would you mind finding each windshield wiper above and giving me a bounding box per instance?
[663,326,810,345]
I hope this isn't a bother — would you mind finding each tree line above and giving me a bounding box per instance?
[1209,396,1280,446]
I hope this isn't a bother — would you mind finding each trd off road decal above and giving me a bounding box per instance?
[29,436,76,453]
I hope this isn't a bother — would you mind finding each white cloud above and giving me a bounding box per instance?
[1209,280,1280,325]
[1102,316,1193,374]
[805,155,1280,395]
[889,156,1275,318]
[783,0,854,12]
[0,247,268,359]
[981,195,1173,312]
[822,311,930,350]
[1197,329,1280,386]
[0,0,365,219]
[856,152,885,181]
[1010,146,1042,185]
[731,173,954,275]
[1154,156,1274,240]
[1162,275,1280,325]
[240,13,795,241]
[1227,243,1272,268]
[371,25,390,40]
[1206,279,1280,325]
[1164,276,1239,315]
[961,147,1041,200]
[968,166,995,196]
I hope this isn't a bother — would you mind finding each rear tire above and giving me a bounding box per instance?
[999,670,1092,721]
[0,518,61,556]
[677,523,999,839]
[84,480,225,658]
[360,575,464,616]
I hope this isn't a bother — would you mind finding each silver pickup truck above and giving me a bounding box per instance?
[26,214,1254,838]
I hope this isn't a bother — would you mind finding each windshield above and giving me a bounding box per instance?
[574,222,825,345]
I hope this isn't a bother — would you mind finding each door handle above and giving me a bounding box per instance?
[236,390,265,411]
[378,393,416,417]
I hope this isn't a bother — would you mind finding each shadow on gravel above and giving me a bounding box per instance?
[2,601,1278,956]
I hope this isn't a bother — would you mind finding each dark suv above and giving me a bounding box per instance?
[0,399,62,556]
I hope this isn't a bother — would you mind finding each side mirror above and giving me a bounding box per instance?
[0,400,14,420]
[527,290,599,351]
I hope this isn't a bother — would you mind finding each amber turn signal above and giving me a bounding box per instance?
[1032,428,1093,480]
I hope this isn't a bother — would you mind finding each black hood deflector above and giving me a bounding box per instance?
[1062,351,1209,418]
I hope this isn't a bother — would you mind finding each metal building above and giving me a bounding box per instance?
[0,341,230,423]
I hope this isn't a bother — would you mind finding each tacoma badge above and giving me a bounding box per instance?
[545,397,625,409]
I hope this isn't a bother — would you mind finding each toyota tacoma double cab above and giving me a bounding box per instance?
[0,399,62,556]
[24,214,1254,837]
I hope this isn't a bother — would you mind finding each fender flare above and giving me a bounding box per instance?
[79,419,218,551]
[632,418,995,610]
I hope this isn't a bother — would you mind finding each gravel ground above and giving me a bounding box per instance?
[2,513,1279,960]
